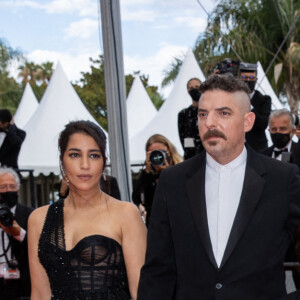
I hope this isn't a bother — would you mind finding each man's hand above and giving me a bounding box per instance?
[0,220,21,237]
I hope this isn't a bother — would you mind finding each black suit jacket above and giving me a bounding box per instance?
[8,203,34,297]
[138,147,300,300]
[0,124,26,169]
[245,90,271,152]
[261,141,300,171]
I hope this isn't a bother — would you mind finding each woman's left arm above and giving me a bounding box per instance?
[121,203,147,300]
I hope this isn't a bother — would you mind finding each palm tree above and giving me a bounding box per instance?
[37,62,53,84]
[18,61,40,84]
[163,0,300,112]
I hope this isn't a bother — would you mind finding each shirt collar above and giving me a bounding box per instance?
[10,205,17,214]
[206,146,247,171]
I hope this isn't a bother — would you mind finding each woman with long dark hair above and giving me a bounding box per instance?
[28,120,147,300]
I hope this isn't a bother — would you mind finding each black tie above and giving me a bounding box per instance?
[274,148,288,158]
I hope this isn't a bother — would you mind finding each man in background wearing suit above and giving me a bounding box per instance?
[0,167,33,299]
[239,62,272,152]
[261,109,300,169]
[0,109,26,170]
[261,108,300,289]
[138,74,300,300]
[178,78,204,160]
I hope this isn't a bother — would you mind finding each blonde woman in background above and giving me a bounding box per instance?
[132,134,182,226]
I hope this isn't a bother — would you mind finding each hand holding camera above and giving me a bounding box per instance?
[145,150,170,174]
[0,219,21,236]
[0,191,20,235]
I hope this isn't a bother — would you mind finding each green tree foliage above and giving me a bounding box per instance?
[18,60,53,100]
[73,56,107,129]
[0,37,163,128]
[0,71,22,113]
[0,38,23,113]
[0,38,22,72]
[162,0,300,112]
[74,56,165,130]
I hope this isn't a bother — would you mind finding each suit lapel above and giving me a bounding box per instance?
[186,153,218,268]
[220,148,266,269]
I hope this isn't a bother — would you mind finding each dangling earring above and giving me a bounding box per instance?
[102,173,107,181]
[60,164,70,186]
[64,174,70,186]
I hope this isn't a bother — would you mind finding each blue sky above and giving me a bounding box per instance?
[0,0,217,95]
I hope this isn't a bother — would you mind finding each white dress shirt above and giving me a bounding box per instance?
[205,147,247,267]
[272,140,292,161]
[0,132,6,149]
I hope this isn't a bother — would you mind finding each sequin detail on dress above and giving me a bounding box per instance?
[38,199,130,300]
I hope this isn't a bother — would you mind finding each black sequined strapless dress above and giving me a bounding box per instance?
[38,199,130,300]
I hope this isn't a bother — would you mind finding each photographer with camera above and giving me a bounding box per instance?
[132,134,182,226]
[239,62,272,151]
[0,109,26,170]
[178,78,204,160]
[0,167,33,300]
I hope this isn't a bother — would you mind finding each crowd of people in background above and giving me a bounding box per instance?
[2,59,300,299]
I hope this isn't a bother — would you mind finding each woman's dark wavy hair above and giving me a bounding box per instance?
[58,120,107,169]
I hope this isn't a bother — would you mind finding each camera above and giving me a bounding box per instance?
[214,58,240,76]
[0,203,14,228]
[149,150,170,166]
[238,62,257,74]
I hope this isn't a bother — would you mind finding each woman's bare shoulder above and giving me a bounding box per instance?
[109,198,143,227]
[109,198,139,215]
[28,204,50,226]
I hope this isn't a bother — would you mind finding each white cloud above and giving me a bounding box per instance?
[0,0,98,17]
[64,18,98,39]
[121,9,157,22]
[9,44,188,99]
[122,0,153,5]
[124,44,188,97]
[44,0,97,17]
[24,49,99,83]
[0,0,41,9]
[174,16,207,32]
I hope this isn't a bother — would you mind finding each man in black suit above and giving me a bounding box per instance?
[261,109,299,168]
[0,167,33,300]
[261,108,300,288]
[239,62,272,152]
[0,109,26,170]
[138,75,300,300]
[178,78,204,160]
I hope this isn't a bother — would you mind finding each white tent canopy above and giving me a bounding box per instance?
[14,83,39,128]
[255,61,283,146]
[129,48,206,163]
[19,62,107,176]
[256,61,283,110]
[126,76,157,139]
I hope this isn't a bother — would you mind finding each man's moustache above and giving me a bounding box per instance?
[203,129,227,141]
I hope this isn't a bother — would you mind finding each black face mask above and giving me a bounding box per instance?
[270,133,291,149]
[244,80,256,93]
[188,88,201,102]
[0,191,18,208]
